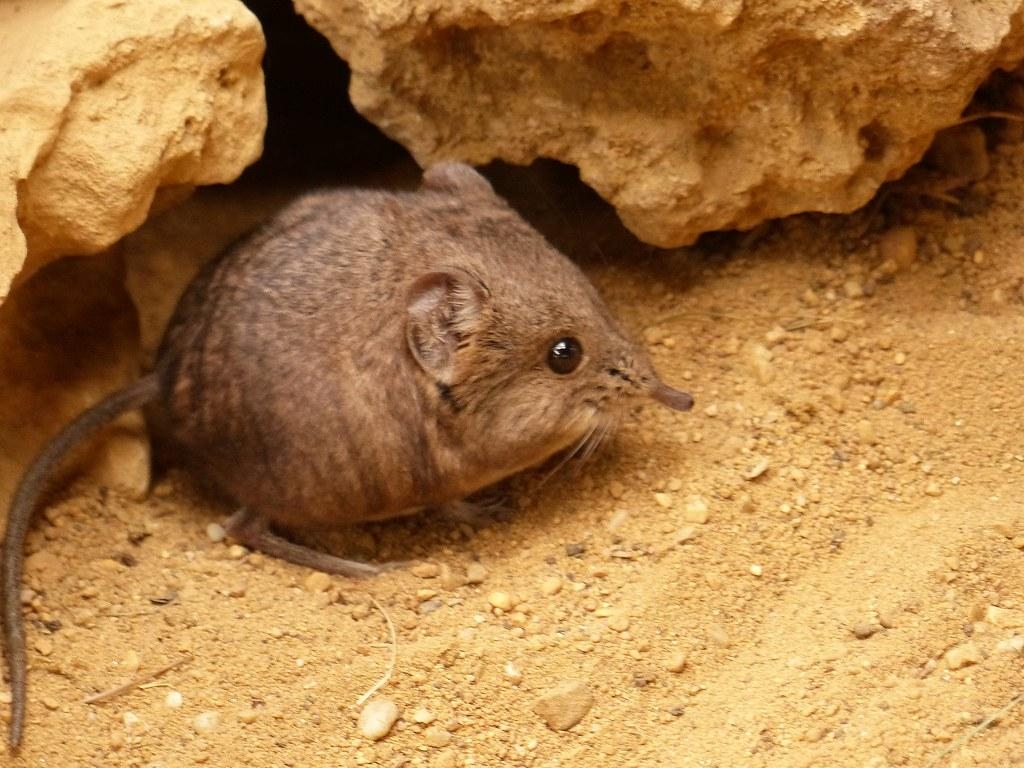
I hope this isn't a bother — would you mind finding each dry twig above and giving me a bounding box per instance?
[83,656,191,705]
[355,595,397,706]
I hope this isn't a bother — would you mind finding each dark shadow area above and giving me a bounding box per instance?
[239,0,411,183]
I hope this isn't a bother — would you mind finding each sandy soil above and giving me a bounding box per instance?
[5,138,1024,767]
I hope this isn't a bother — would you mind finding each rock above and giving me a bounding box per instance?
[0,0,265,514]
[296,0,1024,247]
[532,680,594,731]
[1,0,264,292]
[945,641,983,670]
[358,698,401,741]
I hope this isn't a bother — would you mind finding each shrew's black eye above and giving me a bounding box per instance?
[547,337,583,375]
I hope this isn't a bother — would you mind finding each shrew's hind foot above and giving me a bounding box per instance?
[223,508,394,578]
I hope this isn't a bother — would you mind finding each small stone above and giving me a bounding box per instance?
[123,711,141,728]
[653,492,673,509]
[945,641,983,670]
[674,526,698,544]
[237,707,259,724]
[532,680,594,731]
[682,496,710,524]
[879,227,917,269]
[742,457,770,480]
[665,651,688,673]
[707,624,730,647]
[41,696,59,711]
[226,544,248,559]
[852,623,880,639]
[193,711,221,734]
[164,690,184,709]
[413,707,436,724]
[894,351,907,365]
[465,563,488,584]
[608,480,625,499]
[856,419,877,445]
[540,576,563,596]
[607,612,630,632]
[205,523,226,543]
[358,698,401,741]
[411,563,440,579]
[984,605,1024,629]
[749,564,763,577]
[924,481,942,497]
[303,571,332,593]
[830,325,849,343]
[995,636,1024,654]
[34,637,54,656]
[503,661,523,683]
[423,724,452,747]
[843,279,864,299]
[487,591,514,611]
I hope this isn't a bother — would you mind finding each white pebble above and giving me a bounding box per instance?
[206,523,226,543]
[683,496,710,524]
[749,564,763,577]
[193,711,221,734]
[123,711,141,729]
[358,698,400,741]
[164,690,184,709]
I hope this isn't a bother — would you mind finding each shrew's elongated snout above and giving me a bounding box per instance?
[649,380,694,412]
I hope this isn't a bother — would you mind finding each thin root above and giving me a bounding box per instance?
[355,595,397,707]
[923,692,1023,768]
[83,656,191,705]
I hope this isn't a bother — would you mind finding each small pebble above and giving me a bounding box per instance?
[503,661,523,683]
[707,624,731,647]
[665,651,688,673]
[205,523,226,543]
[749,564,763,577]
[358,698,400,741]
[995,636,1024,654]
[423,724,452,747]
[540,576,563,596]
[879,227,918,269]
[843,280,864,299]
[465,563,488,584]
[164,690,184,709]
[608,480,625,499]
[411,562,440,579]
[41,696,59,711]
[413,707,436,724]
[742,457,770,480]
[653,492,673,509]
[852,623,880,639]
[945,641,983,670]
[193,711,221,734]
[924,481,942,498]
[303,571,332,593]
[532,680,594,731]
[237,707,259,724]
[856,419,877,445]
[894,351,907,365]
[682,496,710,524]
[123,711,141,728]
[487,591,514,612]
[34,637,54,656]
[607,613,630,632]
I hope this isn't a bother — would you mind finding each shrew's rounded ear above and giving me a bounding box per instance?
[406,269,488,382]
[421,163,495,198]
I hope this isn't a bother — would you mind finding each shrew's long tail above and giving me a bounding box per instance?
[2,374,159,750]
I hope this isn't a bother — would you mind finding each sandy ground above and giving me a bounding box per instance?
[4,136,1024,767]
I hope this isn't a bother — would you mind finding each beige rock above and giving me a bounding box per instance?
[0,0,266,514]
[295,0,1024,247]
[532,680,594,731]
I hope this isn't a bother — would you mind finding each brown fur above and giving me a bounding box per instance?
[3,164,691,749]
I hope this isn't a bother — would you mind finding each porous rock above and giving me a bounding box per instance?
[296,0,1024,246]
[0,0,266,515]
